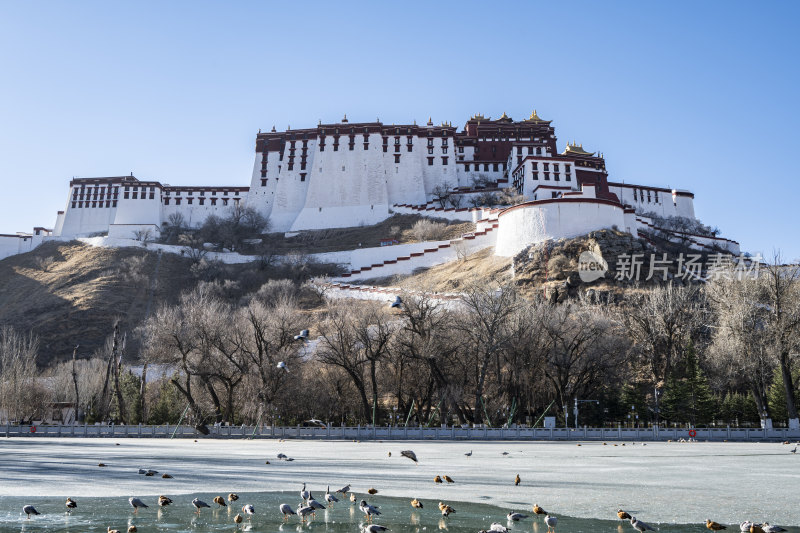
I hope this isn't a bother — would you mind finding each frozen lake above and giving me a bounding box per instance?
[0,438,796,529]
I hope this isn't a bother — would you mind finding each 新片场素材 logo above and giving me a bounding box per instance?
[578,250,608,282]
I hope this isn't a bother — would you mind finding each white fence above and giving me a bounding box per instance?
[5,424,800,441]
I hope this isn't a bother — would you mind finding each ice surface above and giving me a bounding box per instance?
[0,438,797,527]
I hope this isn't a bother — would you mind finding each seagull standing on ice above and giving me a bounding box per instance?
[192,498,211,514]
[464,450,472,458]
[630,517,656,532]
[279,503,296,520]
[545,515,558,533]
[336,484,351,495]
[242,504,255,520]
[129,498,148,514]
[66,498,77,514]
[301,483,310,502]
[360,500,381,522]
[325,486,339,506]
[22,505,40,519]
[297,503,315,522]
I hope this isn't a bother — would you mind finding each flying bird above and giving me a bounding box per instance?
[533,504,547,515]
[411,498,423,509]
[508,512,529,522]
[630,517,656,532]
[401,450,418,463]
[364,525,389,533]
[360,500,381,522]
[390,296,403,308]
[325,486,339,506]
[279,503,296,520]
[514,474,521,486]
[443,475,454,483]
[23,505,40,519]
[213,496,227,507]
[545,515,558,533]
[242,504,255,519]
[129,498,148,513]
[158,496,173,507]
[277,361,289,372]
[192,498,211,514]
[294,329,309,341]
[66,497,77,514]
[618,510,632,520]
[707,520,727,531]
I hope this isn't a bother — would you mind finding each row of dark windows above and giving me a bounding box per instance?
[164,197,236,206]
[463,162,507,172]
[72,200,117,209]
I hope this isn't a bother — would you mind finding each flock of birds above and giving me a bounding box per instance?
[16,447,794,532]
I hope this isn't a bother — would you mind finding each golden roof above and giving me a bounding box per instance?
[562,141,595,156]
[526,109,551,123]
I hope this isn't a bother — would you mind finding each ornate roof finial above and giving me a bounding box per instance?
[271,125,276,132]
[342,114,348,123]
[287,125,291,130]
[318,119,322,126]
[427,116,433,126]
[258,128,261,133]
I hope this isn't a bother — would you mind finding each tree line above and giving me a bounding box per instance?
[1,262,798,430]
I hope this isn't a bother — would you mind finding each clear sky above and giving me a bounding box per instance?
[1,1,798,260]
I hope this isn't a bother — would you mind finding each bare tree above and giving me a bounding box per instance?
[0,326,40,423]
[432,182,453,209]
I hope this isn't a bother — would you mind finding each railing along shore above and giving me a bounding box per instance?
[4,424,800,441]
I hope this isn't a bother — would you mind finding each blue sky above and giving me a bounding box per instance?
[1,1,798,260]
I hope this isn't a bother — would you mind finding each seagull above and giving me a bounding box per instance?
[192,498,211,514]
[489,523,509,533]
[277,453,288,460]
[514,474,521,486]
[336,484,351,495]
[791,447,797,454]
[242,504,255,520]
[707,520,727,531]
[545,515,558,533]
[228,493,239,503]
[360,500,381,522]
[740,523,758,532]
[279,503,296,520]
[308,498,326,514]
[129,497,148,513]
[23,505,40,519]
[443,475,454,483]
[465,450,473,457]
[66,497,77,514]
[533,504,547,516]
[763,524,787,533]
[411,498,423,509]
[631,517,656,532]
[390,296,403,308]
[508,512,528,522]
[277,361,289,372]
[294,329,309,341]
[364,525,389,533]
[301,483,311,501]
[297,503,315,522]
[213,496,227,507]
[158,496,173,507]
[325,486,339,506]
[618,510,632,520]
[401,450,418,463]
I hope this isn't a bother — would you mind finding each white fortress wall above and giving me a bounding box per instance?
[59,202,118,237]
[247,150,281,221]
[494,199,628,257]
[607,182,695,219]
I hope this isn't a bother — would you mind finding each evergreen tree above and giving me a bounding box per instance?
[768,366,800,424]
[659,344,717,425]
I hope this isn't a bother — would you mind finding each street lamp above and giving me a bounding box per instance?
[574,398,600,429]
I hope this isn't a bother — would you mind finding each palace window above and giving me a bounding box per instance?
[427,138,433,147]
[124,192,130,199]
[442,157,448,165]
[394,136,400,145]
[132,192,138,199]
[442,147,448,154]
[261,178,267,186]
[464,164,470,171]
[199,198,205,205]
[222,199,228,206]
[71,201,76,208]
[175,198,181,205]
[544,163,549,171]
[493,163,499,172]
[300,173,306,182]
[187,198,193,205]
[112,200,117,207]
[394,154,401,163]
[428,147,433,154]
[427,157,434,166]
[211,198,217,206]
[544,173,550,181]
[536,147,542,155]
[517,156,522,165]
[458,146,464,153]
[484,164,489,171]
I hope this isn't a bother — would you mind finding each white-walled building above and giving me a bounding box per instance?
[4,111,738,260]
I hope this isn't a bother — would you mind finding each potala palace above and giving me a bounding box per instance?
[0,111,740,268]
